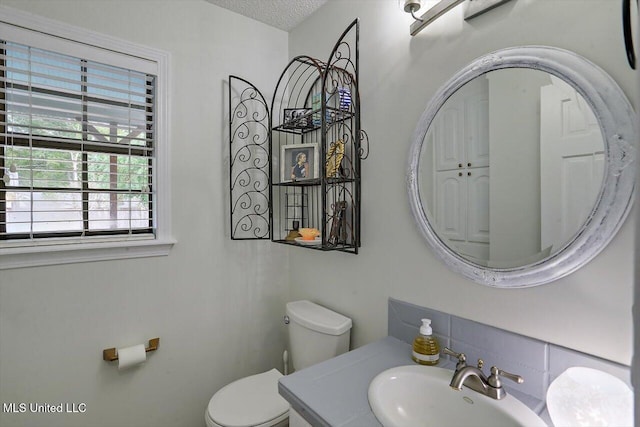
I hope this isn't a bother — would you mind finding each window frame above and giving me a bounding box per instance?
[0,6,174,269]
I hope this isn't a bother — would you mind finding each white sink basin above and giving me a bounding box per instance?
[368,365,547,427]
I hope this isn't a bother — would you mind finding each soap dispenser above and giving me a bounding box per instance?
[411,318,440,365]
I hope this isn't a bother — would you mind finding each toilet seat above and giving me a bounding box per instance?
[205,368,289,427]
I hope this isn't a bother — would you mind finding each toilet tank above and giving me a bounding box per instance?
[286,300,352,372]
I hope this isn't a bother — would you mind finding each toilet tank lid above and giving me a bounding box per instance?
[286,300,352,335]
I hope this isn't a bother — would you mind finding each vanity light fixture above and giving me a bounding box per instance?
[403,0,425,21]
[404,0,513,36]
[404,0,465,35]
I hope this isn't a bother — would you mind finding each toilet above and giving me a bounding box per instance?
[205,300,352,427]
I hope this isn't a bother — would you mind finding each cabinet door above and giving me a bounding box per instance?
[431,75,490,259]
[467,167,490,244]
[433,103,464,172]
[433,75,489,171]
[464,76,490,169]
[435,169,466,242]
[458,166,490,260]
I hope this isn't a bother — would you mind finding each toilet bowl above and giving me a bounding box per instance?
[205,300,352,427]
[205,369,288,427]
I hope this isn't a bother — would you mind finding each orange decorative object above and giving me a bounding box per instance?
[298,228,320,240]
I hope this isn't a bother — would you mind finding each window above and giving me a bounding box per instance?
[0,7,172,269]
[2,42,154,237]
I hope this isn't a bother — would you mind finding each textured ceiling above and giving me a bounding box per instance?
[205,0,329,31]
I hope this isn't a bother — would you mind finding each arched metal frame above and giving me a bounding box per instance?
[407,46,636,287]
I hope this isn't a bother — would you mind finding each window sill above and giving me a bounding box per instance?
[0,237,176,270]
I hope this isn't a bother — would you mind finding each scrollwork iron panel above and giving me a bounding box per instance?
[229,76,271,239]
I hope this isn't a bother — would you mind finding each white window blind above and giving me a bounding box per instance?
[1,40,156,240]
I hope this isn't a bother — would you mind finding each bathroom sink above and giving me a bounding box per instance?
[368,365,547,427]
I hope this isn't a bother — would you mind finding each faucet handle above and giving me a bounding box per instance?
[442,347,467,370]
[442,347,465,361]
[488,366,524,388]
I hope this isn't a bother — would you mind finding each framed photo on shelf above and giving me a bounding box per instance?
[281,143,319,182]
[283,108,313,129]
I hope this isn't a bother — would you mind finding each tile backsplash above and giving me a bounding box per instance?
[388,297,631,404]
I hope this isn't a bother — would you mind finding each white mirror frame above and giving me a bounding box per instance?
[407,46,636,288]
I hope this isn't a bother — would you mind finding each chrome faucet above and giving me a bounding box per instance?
[443,347,523,400]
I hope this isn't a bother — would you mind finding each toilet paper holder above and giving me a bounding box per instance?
[103,338,160,362]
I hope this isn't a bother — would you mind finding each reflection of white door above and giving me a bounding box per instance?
[431,75,490,260]
[467,167,490,245]
[434,76,490,172]
[540,77,604,251]
[435,170,466,242]
[434,106,464,172]
[465,83,490,170]
[434,168,490,260]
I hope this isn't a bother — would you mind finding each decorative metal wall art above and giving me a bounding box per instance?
[228,76,270,239]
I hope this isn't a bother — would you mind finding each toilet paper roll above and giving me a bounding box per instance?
[117,344,146,370]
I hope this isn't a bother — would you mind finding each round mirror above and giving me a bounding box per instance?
[407,46,636,288]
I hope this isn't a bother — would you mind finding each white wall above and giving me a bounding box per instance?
[0,1,289,427]
[488,69,548,262]
[288,0,636,365]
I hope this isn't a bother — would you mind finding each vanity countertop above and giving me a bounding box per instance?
[278,336,546,427]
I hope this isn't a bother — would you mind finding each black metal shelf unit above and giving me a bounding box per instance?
[270,20,367,254]
[228,19,368,253]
